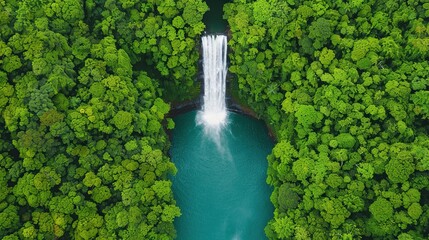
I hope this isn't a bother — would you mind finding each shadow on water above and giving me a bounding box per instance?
[203,0,232,33]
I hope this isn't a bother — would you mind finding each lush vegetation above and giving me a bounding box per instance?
[2,0,429,238]
[0,0,208,239]
[225,0,429,239]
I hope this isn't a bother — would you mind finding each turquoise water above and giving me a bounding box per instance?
[171,111,274,240]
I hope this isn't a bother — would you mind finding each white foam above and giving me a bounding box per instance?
[197,34,228,143]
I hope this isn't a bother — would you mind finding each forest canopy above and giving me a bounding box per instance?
[224,0,429,239]
[0,0,208,239]
[1,0,429,239]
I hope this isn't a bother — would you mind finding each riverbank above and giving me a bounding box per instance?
[166,91,277,141]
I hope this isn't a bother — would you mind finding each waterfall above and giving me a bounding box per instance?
[197,35,228,134]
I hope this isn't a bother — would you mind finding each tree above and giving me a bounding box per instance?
[2,55,22,73]
[91,186,112,203]
[33,167,61,191]
[182,0,208,28]
[294,105,323,128]
[407,203,422,220]
[357,163,374,179]
[151,98,170,120]
[83,171,102,188]
[0,74,14,110]
[318,47,335,67]
[112,110,133,130]
[369,197,393,222]
[172,16,185,29]
[319,198,350,228]
[292,157,314,182]
[411,91,429,119]
[335,133,356,149]
[0,0,184,238]
[74,203,104,239]
[253,0,272,23]
[21,222,37,239]
[351,39,369,61]
[385,151,414,184]
[72,37,91,60]
[271,216,295,239]
[308,18,332,49]
[161,204,181,223]
[0,205,20,236]
[278,183,300,211]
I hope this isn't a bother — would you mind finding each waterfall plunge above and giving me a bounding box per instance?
[197,35,228,137]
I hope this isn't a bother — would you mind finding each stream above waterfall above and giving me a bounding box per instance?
[203,0,230,33]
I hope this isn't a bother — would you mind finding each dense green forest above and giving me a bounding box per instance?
[1,0,429,239]
[224,0,429,239]
[0,0,208,238]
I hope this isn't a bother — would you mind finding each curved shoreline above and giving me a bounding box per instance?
[167,97,259,121]
[167,97,277,141]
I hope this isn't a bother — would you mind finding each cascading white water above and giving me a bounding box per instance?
[197,35,228,133]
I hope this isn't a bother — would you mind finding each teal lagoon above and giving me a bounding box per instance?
[171,111,274,240]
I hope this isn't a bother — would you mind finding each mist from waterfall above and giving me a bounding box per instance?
[197,35,228,144]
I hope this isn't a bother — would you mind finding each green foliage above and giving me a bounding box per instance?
[411,91,429,119]
[113,110,133,130]
[370,197,393,222]
[271,216,295,239]
[92,0,210,100]
[72,37,91,60]
[318,47,335,67]
[0,0,197,238]
[407,202,422,220]
[294,105,323,127]
[335,133,356,149]
[2,0,429,238]
[385,158,414,183]
[277,183,300,211]
[225,0,429,238]
[308,18,332,49]
[252,0,272,23]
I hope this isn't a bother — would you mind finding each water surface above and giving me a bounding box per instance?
[204,0,230,33]
[171,111,273,240]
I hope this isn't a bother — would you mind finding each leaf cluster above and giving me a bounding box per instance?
[225,0,429,239]
[0,0,207,238]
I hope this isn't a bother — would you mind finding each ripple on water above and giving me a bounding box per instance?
[171,111,274,240]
